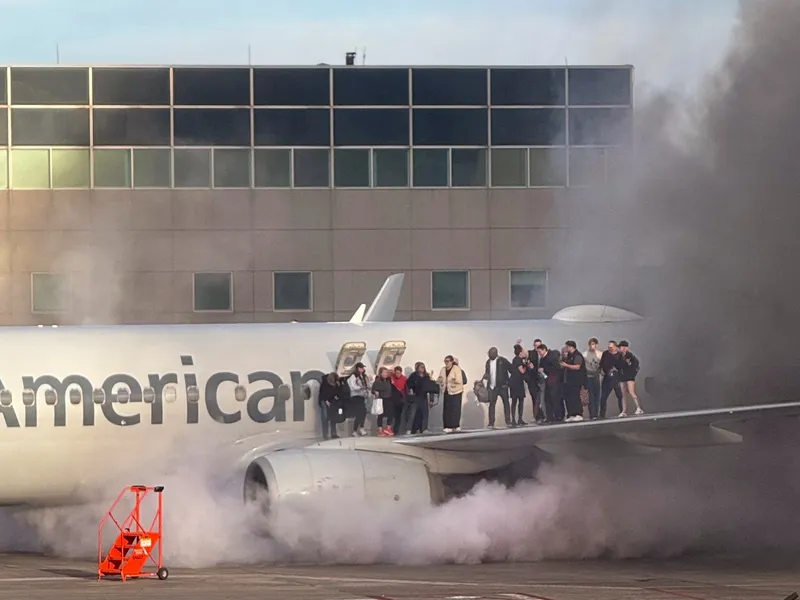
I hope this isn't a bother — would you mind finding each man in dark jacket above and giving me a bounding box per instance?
[618,340,644,417]
[526,338,545,422]
[537,344,565,422]
[599,340,624,419]
[482,347,512,428]
[318,372,342,440]
[560,340,587,422]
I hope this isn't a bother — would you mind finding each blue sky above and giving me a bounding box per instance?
[0,0,738,91]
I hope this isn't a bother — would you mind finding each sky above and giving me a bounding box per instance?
[0,0,739,93]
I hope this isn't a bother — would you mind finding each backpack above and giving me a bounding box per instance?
[473,380,489,403]
[461,369,467,385]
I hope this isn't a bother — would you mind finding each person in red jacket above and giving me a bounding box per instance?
[390,366,408,435]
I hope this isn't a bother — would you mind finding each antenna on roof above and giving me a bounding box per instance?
[56,44,60,64]
[248,44,252,66]
[362,47,367,65]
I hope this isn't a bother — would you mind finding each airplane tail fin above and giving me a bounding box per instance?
[348,273,404,323]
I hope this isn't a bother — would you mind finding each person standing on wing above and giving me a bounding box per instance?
[617,341,644,417]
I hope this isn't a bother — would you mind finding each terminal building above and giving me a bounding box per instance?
[0,61,633,325]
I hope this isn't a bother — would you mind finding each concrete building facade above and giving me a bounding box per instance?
[0,64,633,325]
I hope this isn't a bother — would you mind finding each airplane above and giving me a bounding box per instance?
[0,272,798,517]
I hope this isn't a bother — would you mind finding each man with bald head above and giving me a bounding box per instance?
[482,346,512,428]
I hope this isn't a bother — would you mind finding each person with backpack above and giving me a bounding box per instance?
[401,362,436,435]
[437,354,465,433]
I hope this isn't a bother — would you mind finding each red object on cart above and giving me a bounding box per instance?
[97,485,168,582]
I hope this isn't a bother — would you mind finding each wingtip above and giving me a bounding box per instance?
[363,273,404,322]
[348,304,366,324]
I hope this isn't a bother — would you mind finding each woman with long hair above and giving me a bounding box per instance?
[346,362,370,436]
[437,355,464,432]
[372,366,394,436]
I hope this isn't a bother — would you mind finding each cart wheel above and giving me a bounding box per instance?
[157,567,169,580]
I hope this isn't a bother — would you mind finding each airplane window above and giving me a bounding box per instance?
[92,388,106,405]
[142,387,156,404]
[116,387,130,404]
[68,388,81,405]
[23,389,36,407]
[186,385,200,404]
[163,385,177,404]
[234,385,247,402]
[43,389,56,406]
[0,390,11,407]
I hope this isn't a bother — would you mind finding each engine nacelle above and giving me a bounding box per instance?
[244,448,443,511]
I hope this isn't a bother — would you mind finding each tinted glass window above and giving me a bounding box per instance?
[0,68,6,104]
[0,108,6,145]
[431,271,469,310]
[333,68,408,106]
[491,68,565,106]
[569,147,606,186]
[52,149,90,188]
[12,108,89,146]
[569,107,632,146]
[333,108,408,146]
[194,272,232,311]
[510,270,547,308]
[274,272,312,311]
[174,148,211,188]
[10,148,49,189]
[0,149,7,189]
[293,149,329,187]
[10,68,89,105]
[213,149,251,188]
[254,68,329,106]
[491,108,565,146]
[451,148,486,187]
[334,148,369,187]
[530,148,567,186]
[174,109,250,146]
[412,108,487,146]
[32,273,68,313]
[94,149,132,188]
[412,69,487,106]
[93,108,171,146]
[254,149,291,187]
[133,148,171,188]
[173,68,250,106]
[254,109,330,146]
[92,68,170,105]
[373,149,408,187]
[568,68,632,106]
[491,148,527,187]
[412,148,448,187]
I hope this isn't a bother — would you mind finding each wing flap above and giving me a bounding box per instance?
[395,402,800,452]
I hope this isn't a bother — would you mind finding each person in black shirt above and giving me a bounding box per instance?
[509,344,528,426]
[401,362,436,434]
[536,344,565,422]
[482,347,513,428]
[318,372,342,440]
[618,341,644,417]
[560,340,587,422]
[599,340,624,419]
[525,338,545,423]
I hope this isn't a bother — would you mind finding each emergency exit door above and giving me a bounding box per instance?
[374,340,407,372]
[335,342,367,377]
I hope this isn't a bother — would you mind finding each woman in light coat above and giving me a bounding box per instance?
[437,355,464,432]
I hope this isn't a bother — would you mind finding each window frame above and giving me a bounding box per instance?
[508,269,548,310]
[192,271,234,313]
[273,271,313,312]
[430,270,470,311]
[30,272,69,314]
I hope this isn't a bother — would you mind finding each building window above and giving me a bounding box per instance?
[93,149,132,188]
[510,270,547,308]
[274,272,312,311]
[254,149,291,188]
[174,148,211,188]
[133,148,171,188]
[10,148,50,189]
[431,270,469,310]
[31,273,68,313]
[193,272,233,312]
[51,149,90,189]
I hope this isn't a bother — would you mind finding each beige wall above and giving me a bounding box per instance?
[0,187,631,325]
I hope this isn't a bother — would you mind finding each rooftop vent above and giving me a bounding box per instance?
[345,51,356,66]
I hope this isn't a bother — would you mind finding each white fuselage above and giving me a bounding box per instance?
[0,318,652,505]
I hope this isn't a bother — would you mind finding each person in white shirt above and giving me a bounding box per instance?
[346,362,370,436]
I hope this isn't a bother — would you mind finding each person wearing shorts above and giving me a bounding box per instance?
[617,340,644,417]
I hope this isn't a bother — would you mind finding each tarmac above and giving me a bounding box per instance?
[0,553,797,600]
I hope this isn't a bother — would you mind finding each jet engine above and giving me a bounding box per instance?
[243,448,444,513]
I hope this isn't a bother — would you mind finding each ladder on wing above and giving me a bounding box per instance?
[97,485,169,582]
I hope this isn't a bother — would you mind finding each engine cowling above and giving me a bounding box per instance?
[244,448,443,512]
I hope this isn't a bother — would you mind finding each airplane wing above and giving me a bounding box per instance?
[394,402,800,453]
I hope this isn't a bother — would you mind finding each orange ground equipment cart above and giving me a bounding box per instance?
[97,485,168,582]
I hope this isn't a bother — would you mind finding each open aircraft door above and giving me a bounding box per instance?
[335,342,367,377]
[374,340,407,373]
